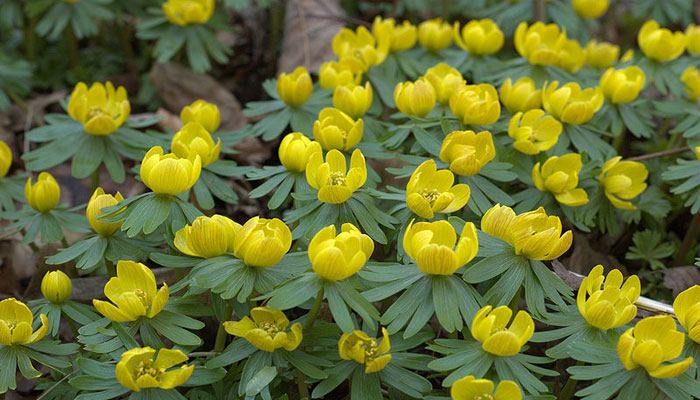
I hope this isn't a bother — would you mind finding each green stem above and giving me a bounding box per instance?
[214,302,233,353]
[441,0,449,18]
[65,27,79,78]
[558,361,583,400]
[90,168,100,194]
[297,369,310,399]
[64,313,80,339]
[612,128,627,153]
[304,288,325,331]
[509,286,523,313]
[19,228,41,253]
[105,259,116,277]
[674,212,700,266]
[24,17,37,61]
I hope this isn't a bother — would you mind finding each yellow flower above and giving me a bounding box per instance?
[41,270,72,304]
[599,156,648,210]
[171,122,221,167]
[499,77,541,114]
[513,22,566,67]
[532,153,588,207]
[319,61,362,90]
[67,81,130,136]
[224,307,302,352]
[471,305,534,356]
[621,48,635,62]
[439,130,496,176]
[372,16,417,52]
[25,172,60,212]
[277,66,313,108]
[339,328,391,373]
[93,261,169,322]
[481,205,573,260]
[572,0,609,18]
[162,0,214,25]
[86,187,124,236]
[452,19,504,55]
[174,215,241,258]
[423,63,465,105]
[403,219,478,275]
[140,146,201,196]
[418,18,452,52]
[673,285,700,343]
[585,40,620,69]
[638,20,686,62]
[279,133,322,173]
[394,78,436,118]
[557,39,586,73]
[687,24,700,55]
[0,298,48,346]
[180,99,220,133]
[313,108,364,151]
[116,347,193,391]
[617,316,692,378]
[451,376,522,400]
[577,265,640,330]
[332,83,372,119]
[508,109,562,155]
[0,140,11,178]
[450,84,501,126]
[309,223,374,281]
[600,66,646,104]
[306,149,367,204]
[542,81,604,124]
[681,66,700,101]
[233,217,291,268]
[406,160,470,219]
[332,26,389,72]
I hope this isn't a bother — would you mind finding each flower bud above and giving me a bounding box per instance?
[418,18,452,52]
[67,81,130,135]
[372,16,417,52]
[332,26,389,72]
[87,187,124,236]
[514,22,565,67]
[140,146,201,195]
[599,156,647,210]
[449,84,500,126]
[508,110,562,155]
[174,215,241,258]
[499,77,541,113]
[573,0,609,19]
[313,107,364,151]
[681,66,700,101]
[585,40,620,69]
[171,122,221,167]
[578,265,640,330]
[394,79,436,118]
[532,153,588,207]
[638,20,686,62]
[403,219,478,275]
[162,0,214,25]
[310,223,373,281]
[41,270,72,303]
[279,133,322,172]
[452,376,522,400]
[0,140,11,178]
[686,24,700,55]
[233,217,292,268]
[180,99,220,133]
[319,61,362,90]
[25,172,60,212]
[599,66,646,104]
[542,81,603,124]
[423,63,465,104]
[439,130,496,176]
[332,82,372,119]
[276,67,313,107]
[452,19,504,55]
[674,285,700,344]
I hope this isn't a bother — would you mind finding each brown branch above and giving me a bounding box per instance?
[624,146,690,162]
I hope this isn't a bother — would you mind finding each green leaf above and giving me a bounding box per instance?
[111,321,139,350]
[147,316,203,346]
[76,357,116,379]
[280,350,329,380]
[337,280,379,329]
[192,179,215,210]
[350,367,382,400]
[325,282,355,333]
[0,347,18,393]
[181,366,227,387]
[311,361,355,398]
[463,252,518,283]
[268,173,295,210]
[245,366,277,397]
[206,339,258,368]
[380,363,432,398]
[71,135,106,178]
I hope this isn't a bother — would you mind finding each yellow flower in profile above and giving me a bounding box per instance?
[0,140,11,178]
[319,61,362,90]
[140,146,201,196]
[162,0,213,25]
[339,328,391,373]
[449,84,501,126]
[332,26,389,72]
[439,130,496,176]
[452,19,504,55]
[67,81,130,136]
[418,18,452,52]
[638,20,686,62]
[306,149,367,204]
[471,305,534,356]
[599,156,648,210]
[532,153,588,207]
[332,82,372,119]
[41,270,72,304]
[277,66,313,108]
[557,39,586,73]
[0,298,48,345]
[312,107,362,150]
[481,205,573,260]
[577,265,640,330]
[224,307,302,352]
[508,109,562,155]
[617,316,692,378]
[116,347,193,391]
[86,187,124,236]
[309,223,374,281]
[233,217,292,268]
[572,0,609,18]
[180,99,220,133]
[403,219,478,275]
[92,261,169,322]
[513,22,565,67]
[394,79,436,118]
[372,16,417,52]
[451,376,522,400]
[174,215,241,258]
[686,24,700,55]
[542,81,604,124]
[673,285,700,343]
[278,133,322,173]
[171,122,221,167]
[681,66,700,101]
[406,160,470,219]
[499,77,541,114]
[423,63,465,105]
[585,40,620,69]
[25,172,60,212]
[599,66,646,104]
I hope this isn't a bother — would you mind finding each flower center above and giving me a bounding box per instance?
[6,320,18,333]
[256,321,281,337]
[474,395,494,400]
[359,338,379,363]
[328,172,347,186]
[134,289,149,307]
[136,360,165,380]
[421,188,441,205]
[87,107,109,120]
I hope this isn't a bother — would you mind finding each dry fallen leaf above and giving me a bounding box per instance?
[663,266,700,297]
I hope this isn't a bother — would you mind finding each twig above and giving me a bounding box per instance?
[533,0,546,22]
[297,0,311,69]
[37,369,80,400]
[302,12,371,28]
[624,146,690,162]
[673,212,700,266]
